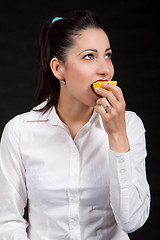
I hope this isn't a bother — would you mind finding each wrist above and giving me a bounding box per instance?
[108,132,130,153]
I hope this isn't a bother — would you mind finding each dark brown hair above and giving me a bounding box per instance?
[36,9,104,113]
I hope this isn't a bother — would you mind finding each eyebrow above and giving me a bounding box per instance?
[79,47,111,55]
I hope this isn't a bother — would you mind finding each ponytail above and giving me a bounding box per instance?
[36,21,61,112]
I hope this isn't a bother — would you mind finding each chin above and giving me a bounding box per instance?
[77,93,98,108]
[84,98,98,108]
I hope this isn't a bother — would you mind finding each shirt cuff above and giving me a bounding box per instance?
[109,149,136,189]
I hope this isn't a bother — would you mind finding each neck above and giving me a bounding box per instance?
[56,90,94,127]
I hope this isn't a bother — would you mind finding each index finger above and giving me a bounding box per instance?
[103,82,125,103]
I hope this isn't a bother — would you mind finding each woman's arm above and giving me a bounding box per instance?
[0,117,29,239]
[108,112,150,232]
[94,83,150,232]
[94,82,130,153]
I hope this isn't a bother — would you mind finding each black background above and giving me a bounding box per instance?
[0,0,159,239]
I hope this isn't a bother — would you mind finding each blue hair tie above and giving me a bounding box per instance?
[51,17,63,24]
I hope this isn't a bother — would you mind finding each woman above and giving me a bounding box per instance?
[0,10,150,240]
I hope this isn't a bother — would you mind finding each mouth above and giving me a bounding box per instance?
[91,79,109,97]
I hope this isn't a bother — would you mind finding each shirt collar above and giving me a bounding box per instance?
[24,101,50,121]
[24,101,64,128]
[24,100,104,130]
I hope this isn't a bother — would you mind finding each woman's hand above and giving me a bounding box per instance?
[94,82,130,153]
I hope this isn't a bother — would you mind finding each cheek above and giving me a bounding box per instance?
[111,63,114,78]
[69,65,83,82]
[66,63,92,85]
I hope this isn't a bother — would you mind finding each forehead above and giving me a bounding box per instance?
[72,28,110,52]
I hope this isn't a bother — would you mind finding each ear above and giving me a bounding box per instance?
[50,57,64,80]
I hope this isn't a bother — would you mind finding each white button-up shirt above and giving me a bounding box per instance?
[0,101,150,240]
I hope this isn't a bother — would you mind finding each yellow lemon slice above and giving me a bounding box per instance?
[92,81,117,90]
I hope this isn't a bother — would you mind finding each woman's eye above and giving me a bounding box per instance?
[83,54,95,60]
[105,52,112,59]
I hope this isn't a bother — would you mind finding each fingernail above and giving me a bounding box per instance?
[95,87,100,91]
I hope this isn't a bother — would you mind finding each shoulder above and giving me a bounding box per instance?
[3,101,49,130]
[125,111,146,141]
[125,111,145,130]
[1,112,30,143]
[1,100,53,143]
[1,101,47,139]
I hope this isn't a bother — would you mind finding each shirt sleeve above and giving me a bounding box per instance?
[108,111,150,233]
[0,117,29,239]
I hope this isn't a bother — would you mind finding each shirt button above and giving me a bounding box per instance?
[73,150,76,155]
[70,218,79,228]
[72,218,78,226]
[70,194,79,203]
[120,168,126,174]
[119,155,125,163]
[119,158,124,163]
[121,177,127,183]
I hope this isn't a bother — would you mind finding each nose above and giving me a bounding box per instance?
[96,57,113,77]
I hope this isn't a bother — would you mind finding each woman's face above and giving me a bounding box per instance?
[62,28,114,107]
